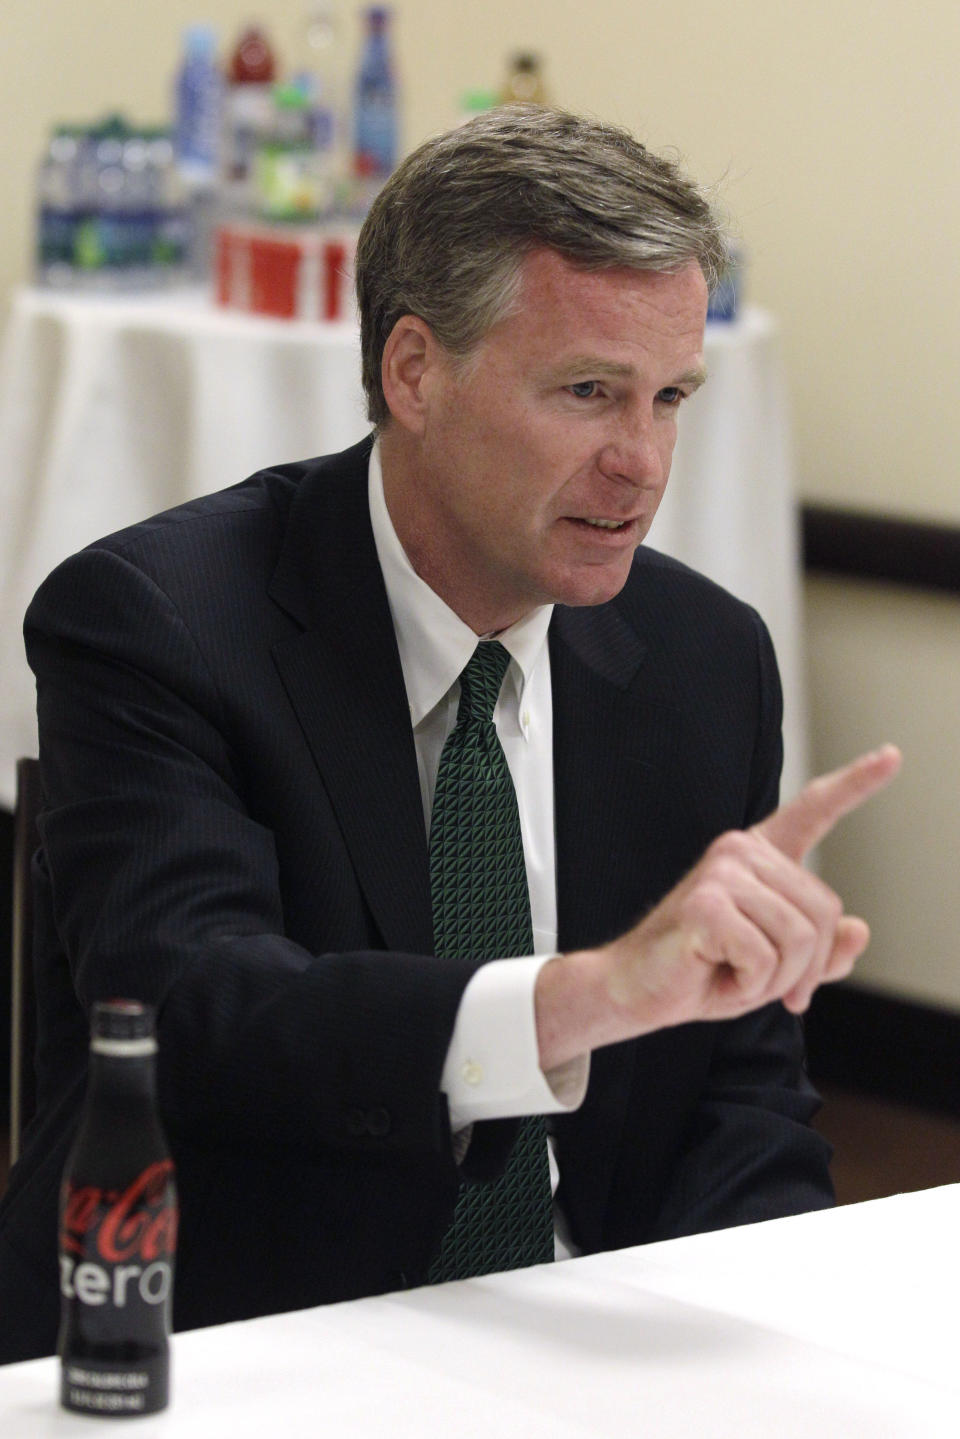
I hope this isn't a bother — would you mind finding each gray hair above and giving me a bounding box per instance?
[355,105,727,428]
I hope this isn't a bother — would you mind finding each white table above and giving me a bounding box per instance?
[0,287,807,808]
[1,1186,956,1436]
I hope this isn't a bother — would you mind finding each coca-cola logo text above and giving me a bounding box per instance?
[60,1253,172,1308]
[61,1160,178,1264]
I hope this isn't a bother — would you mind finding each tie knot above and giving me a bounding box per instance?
[457,642,511,723]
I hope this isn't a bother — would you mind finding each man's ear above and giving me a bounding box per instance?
[381,315,446,433]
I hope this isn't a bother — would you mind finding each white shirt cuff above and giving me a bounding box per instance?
[441,954,590,1130]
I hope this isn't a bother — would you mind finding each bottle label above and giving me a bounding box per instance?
[59,1158,178,1310]
[38,206,87,268]
[354,91,396,177]
[255,145,332,221]
[61,1354,169,1416]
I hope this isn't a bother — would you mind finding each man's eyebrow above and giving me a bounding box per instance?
[677,366,708,391]
[547,357,709,389]
[557,357,636,380]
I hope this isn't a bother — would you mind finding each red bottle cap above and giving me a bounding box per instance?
[228,25,276,84]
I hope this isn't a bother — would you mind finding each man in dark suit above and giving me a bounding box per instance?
[0,106,898,1362]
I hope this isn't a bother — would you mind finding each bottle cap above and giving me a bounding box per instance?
[93,113,133,141]
[230,25,277,84]
[184,24,218,61]
[274,82,309,111]
[459,89,499,115]
[91,999,158,1055]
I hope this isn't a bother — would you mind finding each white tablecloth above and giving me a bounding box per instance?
[1,1186,956,1437]
[0,287,807,808]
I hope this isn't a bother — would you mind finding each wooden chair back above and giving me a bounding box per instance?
[10,756,41,1167]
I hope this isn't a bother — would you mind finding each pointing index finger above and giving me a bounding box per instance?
[756,744,902,863]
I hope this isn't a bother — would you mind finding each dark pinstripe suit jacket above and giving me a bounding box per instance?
[0,435,832,1362]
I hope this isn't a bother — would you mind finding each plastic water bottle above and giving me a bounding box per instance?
[173,26,222,279]
[255,84,332,222]
[706,242,745,323]
[351,6,397,214]
[500,52,548,105]
[36,125,88,286]
[294,0,345,214]
[174,24,222,187]
[223,24,278,213]
[142,129,193,283]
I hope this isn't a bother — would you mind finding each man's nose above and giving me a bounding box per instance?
[596,410,665,488]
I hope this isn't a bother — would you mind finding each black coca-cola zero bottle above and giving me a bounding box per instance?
[58,999,178,1416]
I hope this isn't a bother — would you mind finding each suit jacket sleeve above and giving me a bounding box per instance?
[25,541,471,1166]
[643,609,834,1240]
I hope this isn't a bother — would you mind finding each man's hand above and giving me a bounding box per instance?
[535,745,902,1070]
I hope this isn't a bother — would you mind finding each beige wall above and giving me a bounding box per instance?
[4,0,959,521]
[2,1,958,1008]
[805,577,960,1010]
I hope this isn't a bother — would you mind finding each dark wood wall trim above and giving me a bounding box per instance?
[801,505,960,595]
[805,982,960,1117]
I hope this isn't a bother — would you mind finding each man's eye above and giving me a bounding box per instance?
[568,381,599,399]
[657,387,685,406]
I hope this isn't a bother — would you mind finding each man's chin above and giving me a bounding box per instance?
[549,560,636,609]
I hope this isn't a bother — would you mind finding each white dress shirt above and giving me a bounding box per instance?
[367,445,588,1257]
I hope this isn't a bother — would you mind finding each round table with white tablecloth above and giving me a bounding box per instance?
[0,287,806,808]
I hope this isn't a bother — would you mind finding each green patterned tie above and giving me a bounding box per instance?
[428,641,554,1282]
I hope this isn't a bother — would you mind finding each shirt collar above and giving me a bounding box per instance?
[368,439,553,728]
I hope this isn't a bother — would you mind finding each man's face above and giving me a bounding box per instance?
[391,248,708,633]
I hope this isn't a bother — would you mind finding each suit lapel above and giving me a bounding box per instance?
[550,596,683,1249]
[268,439,434,957]
[551,598,682,951]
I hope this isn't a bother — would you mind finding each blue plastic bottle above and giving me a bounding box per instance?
[174,24,222,186]
[352,6,397,212]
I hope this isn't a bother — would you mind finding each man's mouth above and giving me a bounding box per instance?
[580,518,628,530]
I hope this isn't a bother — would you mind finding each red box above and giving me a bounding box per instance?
[214,224,356,322]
